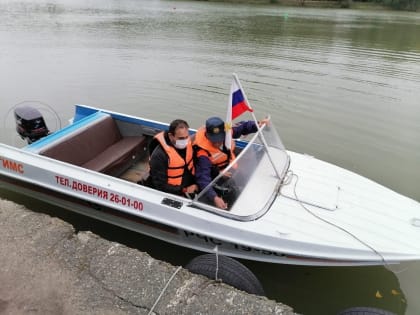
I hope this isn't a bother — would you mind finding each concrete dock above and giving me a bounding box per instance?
[0,198,296,315]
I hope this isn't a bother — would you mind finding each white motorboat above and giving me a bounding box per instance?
[1,103,420,266]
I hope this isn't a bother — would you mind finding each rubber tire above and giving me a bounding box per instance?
[185,254,265,296]
[337,306,397,315]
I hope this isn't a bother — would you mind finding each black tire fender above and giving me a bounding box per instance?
[337,306,397,315]
[185,254,265,296]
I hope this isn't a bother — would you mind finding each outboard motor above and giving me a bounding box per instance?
[14,106,49,144]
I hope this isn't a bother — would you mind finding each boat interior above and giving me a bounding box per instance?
[27,111,151,178]
[24,105,290,220]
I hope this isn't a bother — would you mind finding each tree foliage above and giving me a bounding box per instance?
[345,0,418,10]
[384,0,419,10]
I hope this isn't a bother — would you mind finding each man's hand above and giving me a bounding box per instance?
[185,184,198,194]
[258,117,270,128]
[214,196,228,210]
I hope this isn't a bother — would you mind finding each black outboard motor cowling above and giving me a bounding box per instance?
[14,106,49,144]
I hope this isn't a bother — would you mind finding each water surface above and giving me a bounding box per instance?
[1,1,419,314]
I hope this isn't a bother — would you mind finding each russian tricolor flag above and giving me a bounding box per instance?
[230,76,253,120]
[225,74,254,149]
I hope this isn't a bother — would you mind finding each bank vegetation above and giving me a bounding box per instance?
[197,0,419,11]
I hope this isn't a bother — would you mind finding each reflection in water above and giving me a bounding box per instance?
[1,1,419,314]
[254,262,407,315]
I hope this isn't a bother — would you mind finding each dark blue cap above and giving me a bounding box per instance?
[205,117,225,143]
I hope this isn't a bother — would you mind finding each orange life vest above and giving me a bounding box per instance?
[154,132,195,186]
[193,127,236,170]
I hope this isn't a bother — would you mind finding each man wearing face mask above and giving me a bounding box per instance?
[194,116,269,209]
[149,119,198,197]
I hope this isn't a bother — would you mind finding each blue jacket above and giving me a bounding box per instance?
[195,121,257,201]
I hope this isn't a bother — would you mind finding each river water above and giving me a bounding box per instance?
[1,1,419,314]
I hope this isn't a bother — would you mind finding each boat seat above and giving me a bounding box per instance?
[39,114,147,176]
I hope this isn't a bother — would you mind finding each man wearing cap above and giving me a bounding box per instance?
[149,119,198,197]
[193,117,269,209]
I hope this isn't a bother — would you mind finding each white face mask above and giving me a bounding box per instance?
[174,138,188,149]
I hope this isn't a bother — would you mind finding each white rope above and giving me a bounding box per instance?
[215,248,220,281]
[283,170,412,273]
[288,172,389,265]
[148,266,182,315]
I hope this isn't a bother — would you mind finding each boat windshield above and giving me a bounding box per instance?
[193,121,290,220]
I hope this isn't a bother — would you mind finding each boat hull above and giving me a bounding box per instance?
[0,172,364,266]
[1,104,420,266]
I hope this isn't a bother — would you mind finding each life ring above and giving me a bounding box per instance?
[337,306,397,315]
[185,254,265,296]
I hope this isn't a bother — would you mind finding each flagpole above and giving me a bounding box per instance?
[225,81,233,150]
[232,73,280,178]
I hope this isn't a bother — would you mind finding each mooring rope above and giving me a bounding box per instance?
[213,245,220,281]
[148,266,182,315]
[281,169,412,273]
[285,171,388,265]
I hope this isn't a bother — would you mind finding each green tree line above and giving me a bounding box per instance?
[269,0,419,10]
[352,0,419,10]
